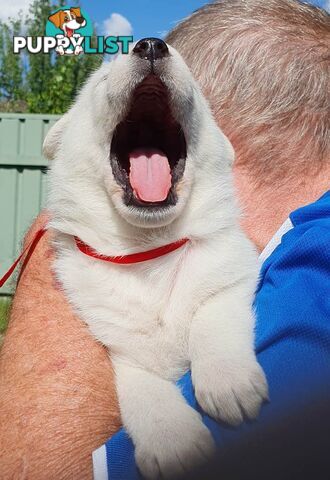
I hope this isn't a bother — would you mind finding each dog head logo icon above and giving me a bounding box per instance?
[48,7,86,38]
[46,6,92,55]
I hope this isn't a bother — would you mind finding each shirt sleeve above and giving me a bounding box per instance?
[94,223,330,480]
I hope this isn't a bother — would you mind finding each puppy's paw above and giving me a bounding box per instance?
[192,356,268,426]
[74,45,83,55]
[135,407,215,479]
[55,46,65,55]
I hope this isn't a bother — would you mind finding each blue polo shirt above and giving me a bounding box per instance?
[93,191,330,480]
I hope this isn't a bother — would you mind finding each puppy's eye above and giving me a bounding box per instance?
[71,14,75,19]
[64,15,69,21]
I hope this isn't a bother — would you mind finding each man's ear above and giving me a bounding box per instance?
[70,7,82,18]
[48,11,63,29]
[43,114,70,161]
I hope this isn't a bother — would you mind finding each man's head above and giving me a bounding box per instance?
[166,0,330,249]
[166,0,329,182]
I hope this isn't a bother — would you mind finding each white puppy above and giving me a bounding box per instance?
[44,39,268,479]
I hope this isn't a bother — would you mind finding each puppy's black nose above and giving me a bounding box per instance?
[76,16,85,24]
[133,38,169,61]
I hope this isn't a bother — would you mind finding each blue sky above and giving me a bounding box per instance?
[81,0,210,39]
[0,1,328,36]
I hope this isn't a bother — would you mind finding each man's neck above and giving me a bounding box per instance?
[234,165,330,253]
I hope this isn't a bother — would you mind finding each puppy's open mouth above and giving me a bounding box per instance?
[110,74,187,208]
[64,26,74,37]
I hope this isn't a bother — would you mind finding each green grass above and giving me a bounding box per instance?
[0,298,11,337]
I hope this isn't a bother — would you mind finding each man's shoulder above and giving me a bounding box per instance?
[261,190,330,277]
[256,191,330,348]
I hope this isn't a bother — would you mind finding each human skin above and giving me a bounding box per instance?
[1,165,329,479]
[233,164,330,252]
[0,214,121,479]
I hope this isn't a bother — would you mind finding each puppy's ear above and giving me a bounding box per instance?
[70,7,82,18]
[43,114,70,161]
[48,11,63,29]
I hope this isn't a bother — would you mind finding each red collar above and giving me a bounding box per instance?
[74,236,189,264]
[0,227,189,290]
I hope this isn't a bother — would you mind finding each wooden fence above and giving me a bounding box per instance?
[0,113,60,295]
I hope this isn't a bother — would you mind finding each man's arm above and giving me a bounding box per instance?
[0,213,121,479]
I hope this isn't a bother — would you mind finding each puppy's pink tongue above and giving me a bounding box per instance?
[129,149,171,202]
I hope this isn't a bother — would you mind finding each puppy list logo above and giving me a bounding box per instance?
[13,6,133,56]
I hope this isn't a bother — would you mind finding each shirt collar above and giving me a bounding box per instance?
[259,218,293,264]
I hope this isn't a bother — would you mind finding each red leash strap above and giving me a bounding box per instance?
[74,237,189,264]
[0,228,47,288]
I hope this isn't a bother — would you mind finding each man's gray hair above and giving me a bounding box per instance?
[166,0,329,181]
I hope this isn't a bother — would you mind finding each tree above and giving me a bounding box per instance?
[25,0,55,112]
[0,15,26,112]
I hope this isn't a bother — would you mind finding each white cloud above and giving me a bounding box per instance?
[0,0,31,21]
[103,13,133,37]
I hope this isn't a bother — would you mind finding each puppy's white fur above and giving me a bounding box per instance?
[45,45,268,479]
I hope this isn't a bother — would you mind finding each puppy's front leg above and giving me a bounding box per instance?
[189,283,268,426]
[113,359,215,479]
